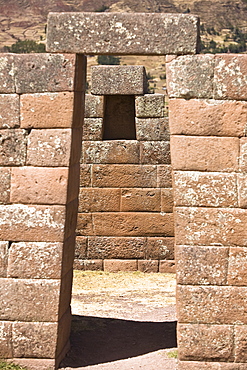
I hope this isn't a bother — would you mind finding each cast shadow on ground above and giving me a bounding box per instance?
[60,315,177,368]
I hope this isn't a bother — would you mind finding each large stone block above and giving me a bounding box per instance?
[138,260,159,273]
[146,237,174,259]
[169,99,247,137]
[237,174,247,208]
[178,323,234,362]
[136,117,170,141]
[140,141,170,164]
[75,236,87,259]
[83,140,139,164]
[76,213,93,236]
[0,204,65,242]
[121,188,161,212]
[91,65,148,95]
[78,188,120,212]
[47,12,199,55]
[0,55,15,93]
[92,164,157,188]
[235,325,247,362]
[176,245,228,285]
[10,167,69,204]
[0,168,11,204]
[0,321,12,358]
[84,94,104,118]
[178,362,244,370]
[157,165,172,188]
[175,207,247,246]
[173,171,238,208]
[0,242,8,277]
[161,188,173,213]
[104,259,137,272]
[20,92,75,129]
[83,118,103,141]
[239,138,247,172]
[0,129,27,166]
[135,94,166,118]
[80,164,91,187]
[7,242,63,279]
[0,278,60,321]
[177,285,247,324]
[0,94,19,129]
[171,136,239,172]
[228,247,247,286]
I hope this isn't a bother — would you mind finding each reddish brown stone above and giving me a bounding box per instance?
[178,323,234,361]
[0,94,19,129]
[91,65,148,95]
[10,167,69,204]
[157,165,172,188]
[0,167,11,204]
[67,163,80,203]
[104,259,138,272]
[0,129,27,166]
[161,188,173,212]
[0,278,60,321]
[159,260,175,273]
[75,236,87,259]
[0,55,15,93]
[26,129,72,167]
[176,246,228,286]
[146,237,174,259]
[62,236,77,276]
[135,94,166,118]
[169,99,247,137]
[175,207,247,246]
[92,165,157,188]
[121,188,161,212]
[83,118,103,141]
[138,260,159,273]
[171,136,239,172]
[80,164,91,187]
[0,204,65,242]
[78,188,120,212]
[7,242,63,279]
[227,247,247,286]
[239,138,247,172]
[83,140,139,164]
[140,141,170,164]
[9,359,56,370]
[237,174,247,208]
[136,117,169,141]
[73,259,103,271]
[12,322,58,358]
[85,94,104,118]
[0,321,12,358]
[235,325,247,362]
[64,198,79,240]
[214,54,247,100]
[0,241,8,278]
[93,212,174,237]
[87,237,146,259]
[178,362,241,370]
[173,171,238,208]
[20,92,75,129]
[177,285,247,324]
[76,213,93,236]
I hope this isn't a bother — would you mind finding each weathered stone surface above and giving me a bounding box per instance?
[237,174,247,208]
[0,278,60,321]
[0,204,65,242]
[87,237,146,259]
[0,129,27,166]
[135,117,170,141]
[76,213,93,236]
[159,260,175,273]
[173,171,238,208]
[227,247,247,286]
[161,188,173,213]
[26,129,71,167]
[67,163,81,203]
[47,13,199,55]
[166,54,215,99]
[121,188,161,212]
[175,207,247,246]
[0,55,15,93]
[178,362,241,370]
[64,198,80,240]
[93,212,174,237]
[0,242,8,278]
[171,136,239,172]
[80,164,91,187]
[7,242,63,279]
[135,94,166,118]
[177,285,247,324]
[176,246,228,285]
[83,140,139,164]
[239,138,247,172]
[78,188,120,212]
[104,259,138,272]
[169,99,247,137]
[74,259,103,271]
[11,167,69,204]
[14,54,78,93]
[146,237,174,260]
[75,236,87,259]
[83,118,103,141]
[138,260,159,273]
[62,235,77,276]
[20,92,74,129]
[0,94,19,128]
[12,322,57,358]
[85,94,104,118]
[214,54,247,100]
[92,165,157,188]
[157,165,172,188]
[178,323,234,362]
[0,321,12,358]
[140,141,170,164]
[0,167,11,204]
[91,65,148,95]
[235,325,247,362]
[9,358,56,370]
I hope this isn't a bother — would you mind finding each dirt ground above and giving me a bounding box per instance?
[59,271,177,370]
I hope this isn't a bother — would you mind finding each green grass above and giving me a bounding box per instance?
[167,349,178,359]
[0,362,27,370]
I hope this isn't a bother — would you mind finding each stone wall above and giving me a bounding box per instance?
[0,53,86,369]
[167,53,247,369]
[74,65,175,273]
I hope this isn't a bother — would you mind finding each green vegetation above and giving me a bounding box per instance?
[167,349,178,359]
[97,55,121,65]
[0,362,27,370]
[5,40,45,54]
[95,5,109,12]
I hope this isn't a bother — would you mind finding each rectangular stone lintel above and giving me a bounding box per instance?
[47,12,200,55]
